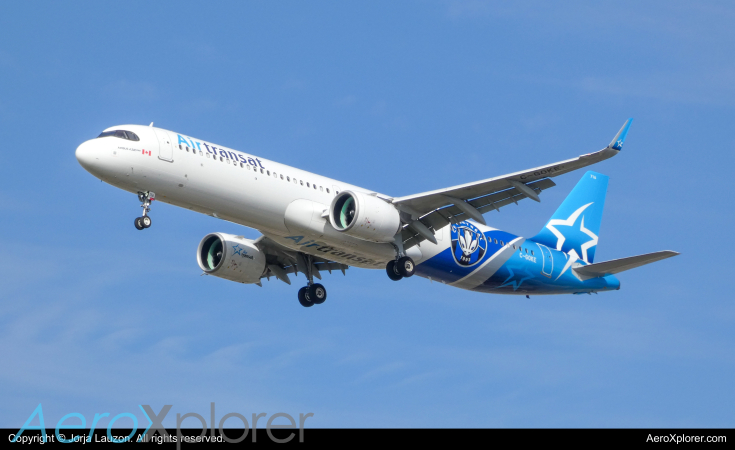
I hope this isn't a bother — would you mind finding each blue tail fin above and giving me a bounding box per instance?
[530,171,608,263]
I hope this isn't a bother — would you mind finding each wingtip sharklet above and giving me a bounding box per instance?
[608,118,633,150]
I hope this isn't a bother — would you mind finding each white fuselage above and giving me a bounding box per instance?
[75,124,424,269]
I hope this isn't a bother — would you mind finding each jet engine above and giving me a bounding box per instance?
[329,190,402,243]
[197,233,266,284]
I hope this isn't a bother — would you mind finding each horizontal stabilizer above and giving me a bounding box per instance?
[573,250,679,280]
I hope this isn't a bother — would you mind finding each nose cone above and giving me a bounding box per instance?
[75,140,96,169]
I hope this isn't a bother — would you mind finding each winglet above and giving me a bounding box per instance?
[608,118,633,150]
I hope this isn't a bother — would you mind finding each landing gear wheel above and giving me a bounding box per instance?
[309,284,327,304]
[397,256,415,278]
[136,191,154,231]
[386,260,403,281]
[298,287,313,308]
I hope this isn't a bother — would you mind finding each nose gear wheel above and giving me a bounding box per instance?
[134,191,155,230]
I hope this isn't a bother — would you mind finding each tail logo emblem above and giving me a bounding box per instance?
[450,221,487,267]
[545,202,598,263]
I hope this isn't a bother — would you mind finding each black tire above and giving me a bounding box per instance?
[134,217,144,230]
[298,287,313,308]
[397,256,415,278]
[386,260,403,281]
[309,284,327,304]
[142,216,152,228]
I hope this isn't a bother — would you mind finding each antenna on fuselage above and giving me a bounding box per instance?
[149,122,154,127]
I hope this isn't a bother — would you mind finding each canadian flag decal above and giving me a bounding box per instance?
[142,150,151,156]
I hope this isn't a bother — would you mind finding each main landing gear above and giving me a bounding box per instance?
[386,256,415,281]
[298,254,327,308]
[298,284,327,308]
[134,191,154,230]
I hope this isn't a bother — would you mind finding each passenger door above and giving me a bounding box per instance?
[154,128,173,162]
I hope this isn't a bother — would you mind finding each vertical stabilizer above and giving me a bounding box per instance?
[530,171,608,263]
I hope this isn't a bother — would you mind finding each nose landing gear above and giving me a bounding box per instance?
[134,191,154,230]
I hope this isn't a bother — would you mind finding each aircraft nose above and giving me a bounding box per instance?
[75,139,97,169]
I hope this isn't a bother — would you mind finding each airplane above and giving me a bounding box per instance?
[75,119,678,307]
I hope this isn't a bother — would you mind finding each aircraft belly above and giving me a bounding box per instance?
[263,233,396,269]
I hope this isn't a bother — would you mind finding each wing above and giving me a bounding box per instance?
[392,119,633,250]
[254,236,348,286]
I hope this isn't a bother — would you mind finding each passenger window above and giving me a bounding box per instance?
[178,145,182,150]
[186,147,189,152]
[267,170,270,176]
[286,176,290,181]
[206,153,210,159]
[326,188,330,193]
[524,248,528,253]
[513,245,516,249]
[313,184,317,189]
[273,173,277,178]
[320,186,323,191]
[306,182,310,188]
[494,238,498,244]
[300,180,304,186]
[280,174,284,180]
[501,241,505,246]
[247,164,250,170]
[260,169,264,174]
[294,179,297,184]
[531,250,534,256]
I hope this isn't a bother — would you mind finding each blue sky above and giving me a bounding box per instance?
[1,1,733,428]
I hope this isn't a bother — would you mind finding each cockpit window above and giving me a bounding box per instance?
[97,130,140,141]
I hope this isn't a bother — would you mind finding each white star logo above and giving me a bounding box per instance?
[545,202,598,263]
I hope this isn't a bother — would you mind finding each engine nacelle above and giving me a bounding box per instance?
[329,190,402,243]
[197,233,266,284]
